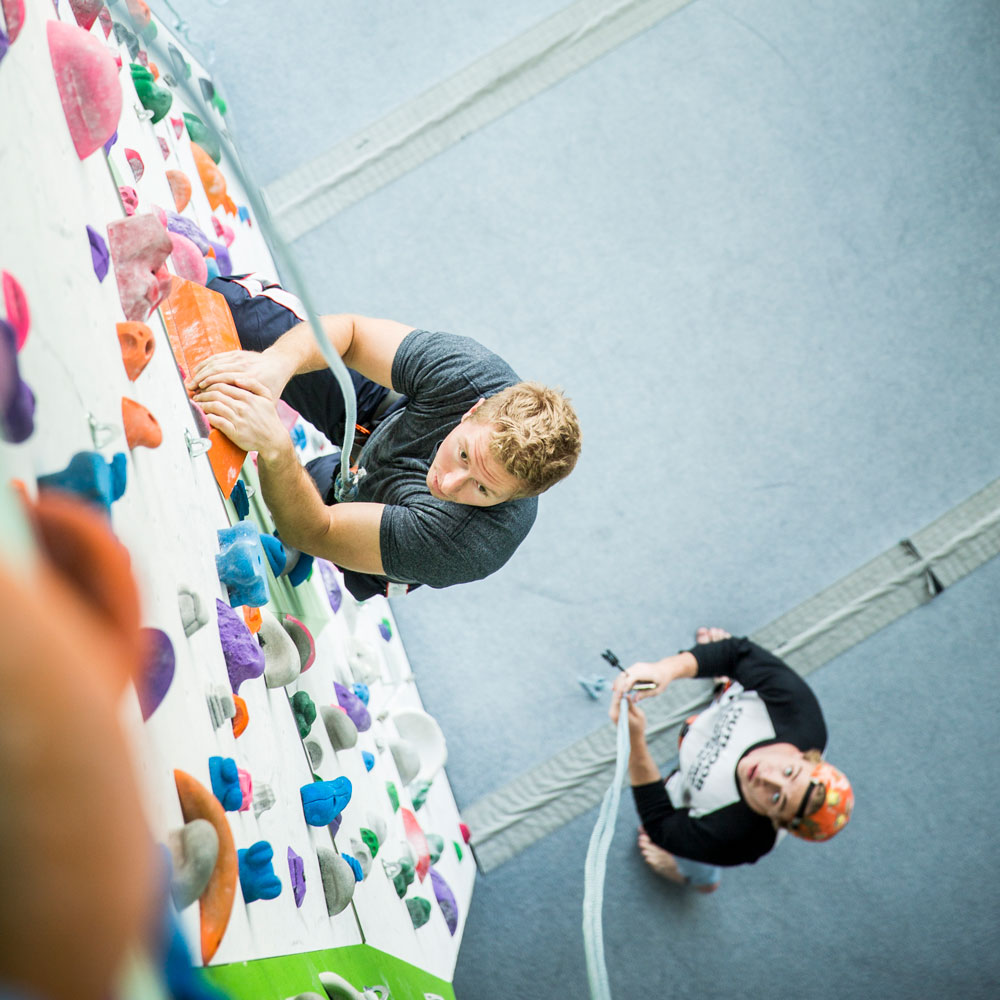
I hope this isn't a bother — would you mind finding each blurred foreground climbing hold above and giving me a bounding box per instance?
[0,317,34,443]
[37,451,127,514]
[2,270,29,349]
[136,627,174,720]
[47,19,122,159]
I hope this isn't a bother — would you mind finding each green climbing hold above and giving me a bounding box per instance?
[406,896,432,929]
[386,781,399,813]
[290,690,316,739]
[141,21,157,43]
[410,779,432,811]
[453,840,463,862]
[130,64,172,123]
[212,93,227,115]
[392,859,414,898]
[360,827,380,858]
[183,112,220,163]
[426,833,444,865]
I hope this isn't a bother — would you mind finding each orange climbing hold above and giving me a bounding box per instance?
[190,143,236,215]
[231,695,249,737]
[116,321,155,380]
[121,397,162,449]
[166,169,192,213]
[242,604,262,634]
[159,278,246,497]
[173,769,237,964]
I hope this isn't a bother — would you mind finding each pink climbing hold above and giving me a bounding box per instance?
[124,148,144,182]
[1,0,25,44]
[211,216,236,248]
[98,5,112,38]
[2,271,29,351]
[107,214,173,322]
[119,186,139,216]
[158,137,170,160]
[47,19,123,160]
[68,0,103,31]
[237,768,253,813]
[170,116,184,139]
[400,808,431,882]
[168,231,208,286]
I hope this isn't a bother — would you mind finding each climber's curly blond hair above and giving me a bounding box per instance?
[471,382,581,498]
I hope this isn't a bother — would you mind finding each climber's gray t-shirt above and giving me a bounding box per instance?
[355,329,537,590]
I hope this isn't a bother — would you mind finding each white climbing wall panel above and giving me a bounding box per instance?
[0,0,473,989]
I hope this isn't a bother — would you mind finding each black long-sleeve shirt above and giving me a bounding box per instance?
[632,637,827,866]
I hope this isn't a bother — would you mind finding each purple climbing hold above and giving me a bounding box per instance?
[0,318,34,443]
[102,128,118,156]
[430,867,459,935]
[86,225,109,281]
[288,847,306,907]
[165,212,211,254]
[334,682,371,733]
[328,813,343,839]
[207,239,231,277]
[377,617,392,642]
[317,559,342,613]
[215,598,264,693]
[137,627,174,720]
[1,26,9,67]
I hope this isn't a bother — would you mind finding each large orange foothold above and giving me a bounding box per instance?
[166,169,192,212]
[173,769,237,964]
[159,279,247,497]
[116,321,155,380]
[122,397,162,449]
[47,20,123,160]
[107,214,173,322]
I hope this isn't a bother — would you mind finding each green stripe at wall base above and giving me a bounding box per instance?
[202,944,456,1000]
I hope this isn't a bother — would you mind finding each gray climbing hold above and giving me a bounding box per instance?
[345,636,381,685]
[253,782,276,817]
[258,607,301,688]
[388,737,421,784]
[206,685,236,728]
[316,847,356,916]
[305,739,324,769]
[177,585,210,636]
[321,704,359,751]
[349,838,372,878]
[367,813,387,848]
[167,819,219,910]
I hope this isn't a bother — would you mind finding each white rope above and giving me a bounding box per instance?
[582,703,631,1000]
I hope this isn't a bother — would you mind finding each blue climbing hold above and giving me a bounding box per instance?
[351,683,370,706]
[290,423,306,449]
[578,676,609,700]
[259,532,287,576]
[37,451,127,513]
[341,853,363,882]
[362,750,375,772]
[237,206,250,223]
[238,841,282,903]
[285,550,313,587]
[300,776,352,827]
[215,522,270,607]
[208,756,243,811]
[230,479,249,520]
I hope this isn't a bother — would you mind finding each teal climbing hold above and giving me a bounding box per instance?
[37,451,126,513]
[216,522,270,607]
[183,112,220,163]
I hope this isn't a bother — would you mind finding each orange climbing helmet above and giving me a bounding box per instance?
[788,760,854,842]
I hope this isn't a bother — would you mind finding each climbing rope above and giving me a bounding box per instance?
[582,698,631,1000]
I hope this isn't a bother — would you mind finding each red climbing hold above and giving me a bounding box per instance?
[2,271,29,350]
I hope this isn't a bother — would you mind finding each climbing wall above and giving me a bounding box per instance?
[0,2,473,997]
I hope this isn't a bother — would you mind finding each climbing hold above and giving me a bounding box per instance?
[167,818,219,911]
[166,169,191,212]
[211,215,235,247]
[236,767,253,812]
[47,20,123,159]
[334,682,371,732]
[238,841,282,903]
[410,779,431,811]
[0,319,34,443]
[392,707,448,783]
[125,0,152,31]
[361,751,375,772]
[157,136,170,159]
[453,840,463,861]
[231,695,248,737]
[116,321,155,380]
[279,614,316,674]
[305,739,323,769]
[159,279,247,497]
[86,225,109,281]
[359,828,379,858]
[183,112,221,163]
[243,604,261,634]
[316,847,355,916]
[386,782,399,813]
[190,142,235,214]
[169,115,183,139]
[344,636,380,685]
[136,627,174,720]
[208,756,243,811]
[259,532,286,576]
[351,683,369,705]
[119,185,139,215]
[124,147,144,182]
[168,231,208,285]
[320,703,359,751]
[430,868,458,935]
[102,128,118,156]
[177,584,209,636]
[377,617,392,641]
[121,396,162,449]
[368,813,387,847]
[130,63,172,123]
[426,833,444,865]
[300,776,352,827]
[205,256,220,282]
[238,205,251,223]
[290,690,316,738]
[316,559,343,613]
[167,42,191,80]
[173,769,237,963]
[205,685,235,729]
[229,479,249,519]
[288,848,306,907]
[68,0,103,31]
[400,808,430,882]
[388,739,420,785]
[97,4,112,36]
[341,853,363,882]
[406,896,432,929]
[107,214,173,322]
[37,451,126,513]
[459,822,471,844]
[166,211,212,253]
[386,857,414,898]
[349,840,373,879]
[2,270,29,350]
[112,21,140,61]
[216,598,264,692]
[215,522,270,608]
[252,781,275,817]
[2,0,24,43]
[258,608,301,688]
